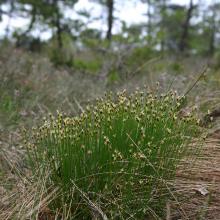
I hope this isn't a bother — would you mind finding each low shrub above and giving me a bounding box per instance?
[25,88,202,219]
[0,92,20,126]
[73,58,102,74]
[125,46,154,67]
[169,62,183,74]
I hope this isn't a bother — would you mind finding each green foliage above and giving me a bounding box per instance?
[1,0,220,57]
[1,94,15,112]
[73,58,102,73]
[107,70,119,83]
[47,47,68,66]
[0,93,20,126]
[213,52,220,70]
[80,29,102,42]
[26,89,201,219]
[163,6,186,51]
[19,0,79,24]
[126,46,154,68]
[169,62,183,74]
[46,34,75,66]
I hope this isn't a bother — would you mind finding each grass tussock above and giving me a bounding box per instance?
[24,88,202,219]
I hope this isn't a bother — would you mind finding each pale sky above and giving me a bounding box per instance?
[0,0,211,40]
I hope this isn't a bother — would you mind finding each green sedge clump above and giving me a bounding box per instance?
[26,89,202,219]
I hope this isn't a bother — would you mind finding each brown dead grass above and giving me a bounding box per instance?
[170,137,220,220]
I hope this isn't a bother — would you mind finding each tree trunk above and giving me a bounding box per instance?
[53,0,63,48]
[23,6,36,35]
[178,0,195,52]
[160,0,167,54]
[147,0,152,45]
[5,0,14,38]
[106,0,114,41]
[56,13,63,49]
[209,27,215,56]
[208,7,216,56]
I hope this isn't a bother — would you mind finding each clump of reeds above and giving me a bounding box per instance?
[25,88,202,219]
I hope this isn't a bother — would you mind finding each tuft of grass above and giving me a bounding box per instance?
[25,88,202,219]
[0,92,20,127]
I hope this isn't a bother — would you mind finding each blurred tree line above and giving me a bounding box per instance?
[0,0,220,76]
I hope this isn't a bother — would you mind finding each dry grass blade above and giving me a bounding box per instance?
[0,167,60,220]
[171,138,220,219]
[184,66,208,97]
[71,181,108,220]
